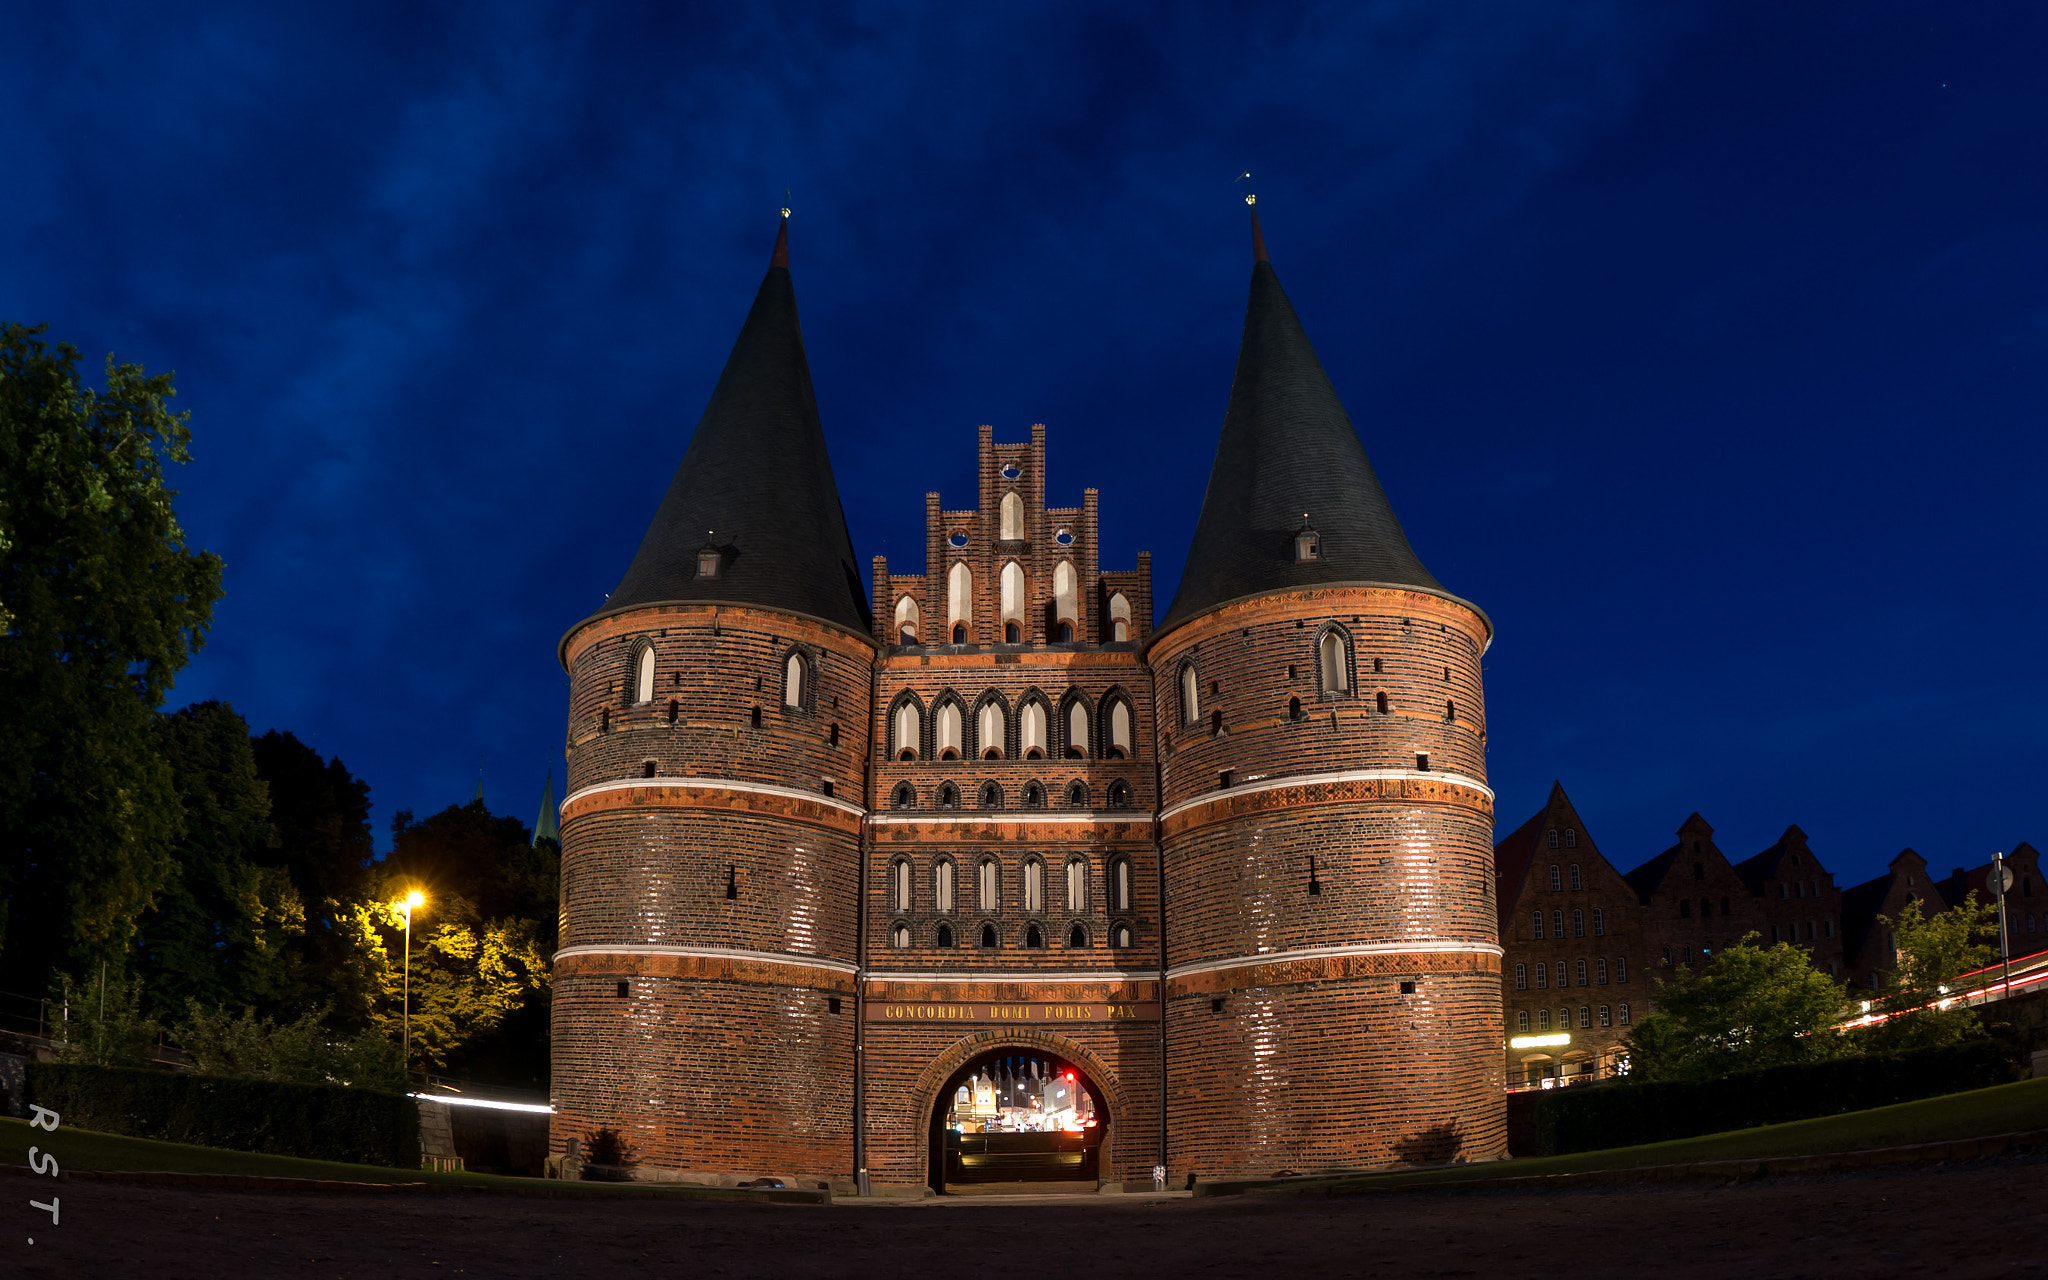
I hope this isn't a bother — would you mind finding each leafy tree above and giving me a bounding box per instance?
[1858,894,1999,1054]
[47,968,162,1068]
[344,889,552,1074]
[249,729,378,1028]
[0,323,222,991]
[386,801,559,944]
[133,702,305,1021]
[1624,934,1854,1082]
[173,1000,403,1092]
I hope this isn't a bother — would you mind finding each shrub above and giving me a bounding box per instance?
[25,1061,418,1167]
[1528,1040,2021,1157]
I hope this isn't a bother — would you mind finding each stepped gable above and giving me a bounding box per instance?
[1491,786,1557,934]
[1157,212,1454,638]
[595,215,871,639]
[1732,823,1814,896]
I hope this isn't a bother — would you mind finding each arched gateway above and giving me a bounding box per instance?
[913,1032,1125,1194]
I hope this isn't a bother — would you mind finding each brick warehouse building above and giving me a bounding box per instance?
[550,214,1504,1192]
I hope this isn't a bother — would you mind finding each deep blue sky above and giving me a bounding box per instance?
[5,3,2042,888]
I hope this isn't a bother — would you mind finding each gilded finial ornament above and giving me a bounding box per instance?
[1237,170,1255,206]
[782,187,791,219]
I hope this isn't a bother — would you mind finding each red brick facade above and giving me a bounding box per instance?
[549,223,1505,1192]
[551,422,1506,1189]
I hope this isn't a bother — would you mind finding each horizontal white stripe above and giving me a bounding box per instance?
[1166,941,1502,980]
[410,1093,553,1115]
[1157,767,1493,823]
[561,777,867,819]
[867,810,1145,826]
[554,944,859,976]
[863,969,1163,984]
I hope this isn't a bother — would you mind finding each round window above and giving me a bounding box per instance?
[1054,529,1073,546]
[948,532,969,548]
[1001,465,1021,480]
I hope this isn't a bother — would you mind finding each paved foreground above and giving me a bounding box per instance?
[11,1156,2044,1278]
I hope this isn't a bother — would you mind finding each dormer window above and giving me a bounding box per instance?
[697,548,720,578]
[1294,516,1320,562]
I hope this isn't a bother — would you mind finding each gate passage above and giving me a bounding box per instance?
[930,1051,1106,1190]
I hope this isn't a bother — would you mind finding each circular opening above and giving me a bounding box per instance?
[1001,465,1020,480]
[949,532,969,548]
[929,1050,1107,1193]
[1054,529,1073,546]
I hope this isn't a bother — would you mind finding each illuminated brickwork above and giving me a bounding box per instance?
[1151,587,1504,1177]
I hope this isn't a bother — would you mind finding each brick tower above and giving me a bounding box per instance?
[1147,212,1503,1177]
[550,216,875,1184]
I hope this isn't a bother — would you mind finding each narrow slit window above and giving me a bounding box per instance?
[1319,631,1347,692]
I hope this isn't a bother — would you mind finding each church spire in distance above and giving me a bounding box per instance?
[1156,195,1456,638]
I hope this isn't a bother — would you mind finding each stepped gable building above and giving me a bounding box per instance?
[1729,824,1844,975]
[1933,841,2041,946]
[1495,784,1645,1087]
[1839,848,1939,992]
[549,211,1504,1193]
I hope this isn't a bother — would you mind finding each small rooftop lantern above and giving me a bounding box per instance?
[1294,513,1321,563]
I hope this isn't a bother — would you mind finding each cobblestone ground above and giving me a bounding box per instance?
[10,1157,2044,1279]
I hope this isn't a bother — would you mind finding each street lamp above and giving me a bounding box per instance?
[400,890,426,1077]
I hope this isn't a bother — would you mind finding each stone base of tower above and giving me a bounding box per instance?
[1163,962,1505,1181]
[550,954,856,1184]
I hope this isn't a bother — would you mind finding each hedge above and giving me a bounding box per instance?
[1528,1040,2022,1157]
[24,1061,419,1168]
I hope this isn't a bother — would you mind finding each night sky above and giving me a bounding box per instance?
[5,4,2042,888]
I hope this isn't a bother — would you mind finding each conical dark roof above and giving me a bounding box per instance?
[587,218,872,643]
[1157,216,1469,638]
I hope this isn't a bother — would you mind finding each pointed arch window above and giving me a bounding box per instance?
[1106,779,1131,809]
[1053,560,1078,636]
[783,652,807,708]
[947,562,973,637]
[891,858,912,913]
[894,596,919,645]
[978,857,999,912]
[1066,780,1089,808]
[1023,858,1045,913]
[1106,699,1133,758]
[1022,780,1046,808]
[1109,856,1133,912]
[977,699,1006,759]
[632,642,656,705]
[1000,561,1025,634]
[934,859,955,913]
[1111,921,1133,949]
[890,781,916,810]
[936,922,954,948]
[936,782,960,809]
[1066,858,1087,911]
[1065,700,1089,758]
[1020,700,1047,758]
[1108,592,1131,643]
[1000,491,1024,540]
[1318,628,1350,696]
[1179,663,1200,726]
[935,701,963,759]
[892,700,922,761]
[890,923,910,949]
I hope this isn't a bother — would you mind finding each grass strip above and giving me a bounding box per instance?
[1244,1076,2048,1196]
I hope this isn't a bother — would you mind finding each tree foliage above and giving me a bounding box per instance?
[1624,934,1854,1082]
[133,702,305,1021]
[345,891,552,1073]
[173,1000,403,1092]
[0,322,222,989]
[47,968,161,1068]
[1858,894,1999,1054]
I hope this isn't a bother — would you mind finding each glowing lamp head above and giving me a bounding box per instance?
[405,890,425,910]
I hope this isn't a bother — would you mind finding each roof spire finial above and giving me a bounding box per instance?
[770,195,790,269]
[1238,171,1267,263]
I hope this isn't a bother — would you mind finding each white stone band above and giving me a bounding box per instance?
[1157,766,1493,823]
[554,944,860,976]
[1167,940,1503,980]
[561,776,868,819]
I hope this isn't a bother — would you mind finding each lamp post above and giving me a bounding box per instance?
[400,890,425,1078]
